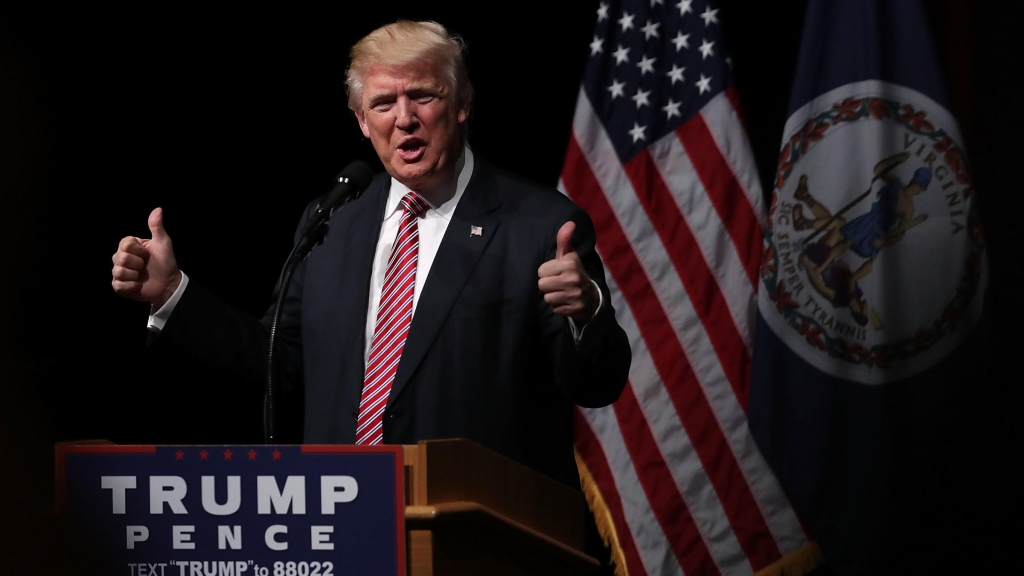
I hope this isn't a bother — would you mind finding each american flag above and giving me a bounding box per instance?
[560,1,814,574]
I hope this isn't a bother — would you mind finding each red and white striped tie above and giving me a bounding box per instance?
[355,191,430,445]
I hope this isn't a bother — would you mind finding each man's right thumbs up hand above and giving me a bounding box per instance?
[111,207,181,308]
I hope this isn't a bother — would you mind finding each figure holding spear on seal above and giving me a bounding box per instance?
[792,152,932,327]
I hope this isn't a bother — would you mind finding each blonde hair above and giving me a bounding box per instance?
[346,21,473,113]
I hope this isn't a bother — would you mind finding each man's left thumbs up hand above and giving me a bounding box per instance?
[538,221,600,322]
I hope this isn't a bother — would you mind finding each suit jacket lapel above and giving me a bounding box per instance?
[387,166,501,409]
[337,177,390,413]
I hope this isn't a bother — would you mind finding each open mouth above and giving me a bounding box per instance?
[397,138,426,161]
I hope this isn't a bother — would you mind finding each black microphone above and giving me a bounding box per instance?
[266,159,375,443]
[301,160,375,239]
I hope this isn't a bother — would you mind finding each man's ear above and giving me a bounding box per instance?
[355,110,371,138]
[457,101,470,124]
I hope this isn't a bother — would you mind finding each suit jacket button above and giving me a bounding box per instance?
[351,410,358,420]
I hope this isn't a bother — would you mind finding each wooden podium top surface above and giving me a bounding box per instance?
[403,438,587,553]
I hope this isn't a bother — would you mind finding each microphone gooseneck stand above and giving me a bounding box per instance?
[262,160,374,444]
[263,220,329,444]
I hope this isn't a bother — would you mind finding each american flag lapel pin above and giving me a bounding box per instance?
[470,225,483,237]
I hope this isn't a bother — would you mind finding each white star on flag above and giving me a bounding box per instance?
[661,98,682,119]
[695,73,712,94]
[618,12,635,32]
[641,20,661,40]
[631,87,651,108]
[671,31,691,51]
[607,79,625,99]
[613,44,630,65]
[666,63,685,84]
[597,2,609,21]
[699,38,715,59]
[701,5,720,26]
[637,54,657,75]
[590,36,604,56]
[628,122,646,142]
[676,0,693,16]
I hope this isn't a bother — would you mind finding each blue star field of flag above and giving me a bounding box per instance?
[585,0,734,162]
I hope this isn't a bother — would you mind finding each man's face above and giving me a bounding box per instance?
[355,61,469,191]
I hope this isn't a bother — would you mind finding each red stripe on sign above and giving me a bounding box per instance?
[573,410,647,576]
[55,444,155,515]
[676,115,763,290]
[614,381,720,575]
[58,445,157,454]
[563,134,782,567]
[301,445,404,454]
[621,148,751,409]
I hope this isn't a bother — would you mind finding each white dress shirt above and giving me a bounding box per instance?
[362,147,474,363]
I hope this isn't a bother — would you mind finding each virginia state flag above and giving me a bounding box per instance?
[749,1,988,574]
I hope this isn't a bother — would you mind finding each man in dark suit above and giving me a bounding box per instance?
[110,20,630,488]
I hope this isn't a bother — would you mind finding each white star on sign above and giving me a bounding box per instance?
[590,36,604,56]
[619,12,635,32]
[676,0,693,16]
[641,20,660,40]
[701,6,719,26]
[632,87,651,109]
[699,38,715,59]
[696,74,712,94]
[597,2,609,21]
[671,31,690,51]
[613,44,630,64]
[662,99,682,119]
[607,79,626,99]
[666,64,685,84]
[629,122,647,143]
[637,54,657,75]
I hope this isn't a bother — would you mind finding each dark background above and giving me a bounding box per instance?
[2,1,1020,573]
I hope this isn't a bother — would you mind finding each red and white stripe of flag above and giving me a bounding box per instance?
[562,86,811,576]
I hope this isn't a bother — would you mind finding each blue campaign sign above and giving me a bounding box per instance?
[56,444,405,576]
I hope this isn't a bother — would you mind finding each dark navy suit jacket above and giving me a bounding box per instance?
[160,158,630,486]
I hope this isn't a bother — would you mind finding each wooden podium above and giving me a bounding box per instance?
[402,439,599,576]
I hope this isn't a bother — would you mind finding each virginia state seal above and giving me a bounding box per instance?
[759,80,986,384]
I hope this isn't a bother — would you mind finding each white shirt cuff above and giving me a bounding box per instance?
[147,272,190,333]
[567,278,604,345]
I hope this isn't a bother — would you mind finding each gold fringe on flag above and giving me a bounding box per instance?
[575,449,825,576]
[577,448,823,573]
[753,542,826,576]
[575,449,629,576]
